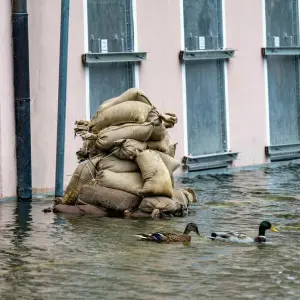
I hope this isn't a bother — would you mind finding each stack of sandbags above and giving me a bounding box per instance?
[54,88,197,218]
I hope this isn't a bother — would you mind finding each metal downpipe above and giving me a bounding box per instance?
[12,0,32,201]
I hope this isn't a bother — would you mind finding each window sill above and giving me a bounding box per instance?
[179,49,235,61]
[262,47,300,57]
[82,52,147,65]
[182,152,239,172]
[265,143,300,161]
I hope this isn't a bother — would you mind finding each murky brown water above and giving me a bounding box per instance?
[0,163,300,299]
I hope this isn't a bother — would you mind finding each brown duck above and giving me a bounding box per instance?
[134,223,200,242]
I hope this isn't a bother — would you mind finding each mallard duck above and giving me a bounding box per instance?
[207,220,278,243]
[134,222,200,242]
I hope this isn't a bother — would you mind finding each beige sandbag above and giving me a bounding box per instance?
[98,154,139,172]
[76,132,105,161]
[185,187,197,203]
[149,123,167,141]
[76,139,106,162]
[111,139,147,160]
[146,107,161,126]
[147,134,170,153]
[79,185,141,211]
[165,142,178,158]
[124,209,151,218]
[172,189,192,207]
[135,150,173,198]
[161,113,178,128]
[139,196,182,213]
[156,151,180,175]
[89,101,152,133]
[96,122,154,151]
[96,88,152,114]
[96,170,143,196]
[62,157,102,205]
[171,174,175,188]
[74,120,89,137]
[53,204,108,216]
[76,144,89,162]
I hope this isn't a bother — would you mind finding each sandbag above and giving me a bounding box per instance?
[74,120,89,136]
[172,189,193,207]
[76,139,106,162]
[135,150,173,198]
[124,209,151,218]
[62,157,102,205]
[146,108,161,126]
[147,134,170,153]
[165,142,178,158]
[111,139,147,160]
[95,170,143,196]
[139,196,183,213]
[149,123,167,141]
[76,144,89,162]
[75,132,104,162]
[96,122,154,151]
[89,101,152,133]
[96,88,152,114]
[157,151,180,175]
[171,175,175,188]
[98,154,139,172]
[185,187,197,203]
[53,204,108,216]
[160,113,178,128]
[79,185,141,212]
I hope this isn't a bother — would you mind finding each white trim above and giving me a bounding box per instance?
[132,0,139,88]
[223,61,230,150]
[298,0,300,37]
[85,69,90,120]
[181,65,188,155]
[132,0,138,51]
[83,0,89,53]
[222,0,230,150]
[134,65,139,88]
[180,0,188,155]
[180,0,185,49]
[222,0,227,49]
[262,0,270,145]
[83,0,90,120]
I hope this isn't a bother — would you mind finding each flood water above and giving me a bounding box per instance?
[0,163,300,299]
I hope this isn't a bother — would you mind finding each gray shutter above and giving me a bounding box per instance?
[184,0,227,155]
[266,0,300,146]
[87,0,134,118]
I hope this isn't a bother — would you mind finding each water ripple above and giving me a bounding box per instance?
[0,165,300,299]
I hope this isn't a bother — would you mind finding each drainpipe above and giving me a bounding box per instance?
[55,0,70,197]
[12,0,32,201]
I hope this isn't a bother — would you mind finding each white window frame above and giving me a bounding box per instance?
[82,0,139,121]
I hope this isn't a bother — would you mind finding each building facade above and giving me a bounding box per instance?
[1,0,299,198]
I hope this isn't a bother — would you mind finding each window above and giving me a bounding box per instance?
[183,0,227,156]
[87,0,135,117]
[265,0,300,160]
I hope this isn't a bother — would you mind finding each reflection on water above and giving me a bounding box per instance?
[0,163,300,300]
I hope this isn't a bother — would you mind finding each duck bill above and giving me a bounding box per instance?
[270,226,278,233]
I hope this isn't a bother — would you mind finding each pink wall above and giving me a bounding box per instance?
[136,0,185,160]
[28,0,86,194]
[0,1,17,198]
[0,0,273,198]
[225,0,268,167]
[0,1,86,198]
